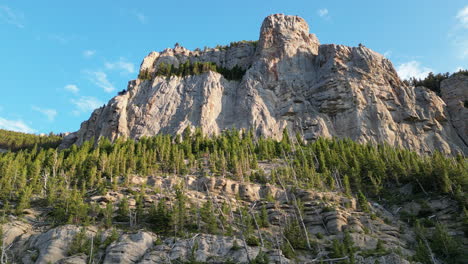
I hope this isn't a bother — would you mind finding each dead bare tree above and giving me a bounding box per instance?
[291,194,312,250]
[0,239,12,264]
[88,234,94,264]
[129,209,137,228]
[248,202,264,247]
[203,182,225,233]
[228,199,251,263]
[42,170,49,197]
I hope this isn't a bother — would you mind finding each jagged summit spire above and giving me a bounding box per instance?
[258,14,319,57]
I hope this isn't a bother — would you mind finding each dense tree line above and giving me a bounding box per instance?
[0,127,465,219]
[139,61,246,81]
[0,127,466,262]
[215,40,258,50]
[0,129,62,151]
[403,69,468,95]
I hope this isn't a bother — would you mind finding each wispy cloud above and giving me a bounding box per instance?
[396,61,433,80]
[32,106,57,121]
[0,117,35,133]
[71,96,104,115]
[0,5,25,28]
[134,11,147,24]
[456,6,468,29]
[64,84,79,94]
[105,57,135,74]
[450,6,468,59]
[317,8,329,19]
[83,50,96,58]
[383,50,392,58]
[453,38,468,59]
[84,70,115,93]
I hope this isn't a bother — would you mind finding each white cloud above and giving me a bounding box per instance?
[318,8,329,18]
[135,12,147,24]
[32,106,57,121]
[453,38,468,59]
[105,58,135,74]
[396,61,433,80]
[83,50,96,58]
[456,6,468,29]
[64,84,79,94]
[84,70,115,93]
[0,5,25,28]
[0,117,35,133]
[383,50,392,58]
[71,96,104,115]
[451,6,468,59]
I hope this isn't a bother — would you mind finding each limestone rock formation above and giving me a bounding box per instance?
[65,14,468,155]
[441,73,468,148]
[3,173,466,263]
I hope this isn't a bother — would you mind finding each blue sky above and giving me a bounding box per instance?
[0,0,467,134]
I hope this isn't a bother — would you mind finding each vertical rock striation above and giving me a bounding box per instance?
[66,14,468,155]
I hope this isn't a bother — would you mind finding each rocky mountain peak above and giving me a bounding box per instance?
[63,14,468,155]
[258,14,319,58]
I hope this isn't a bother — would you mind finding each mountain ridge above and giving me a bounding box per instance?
[62,14,468,156]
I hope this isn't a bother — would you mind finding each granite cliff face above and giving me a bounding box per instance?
[66,14,468,155]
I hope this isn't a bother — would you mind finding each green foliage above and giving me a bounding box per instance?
[413,240,432,264]
[251,250,269,264]
[357,191,370,213]
[0,129,62,151]
[231,239,241,251]
[15,186,33,214]
[0,126,466,244]
[283,219,308,250]
[68,228,92,256]
[149,199,172,234]
[259,205,269,228]
[153,61,246,81]
[102,228,119,248]
[246,235,260,246]
[0,225,3,258]
[138,68,152,80]
[104,202,113,228]
[173,185,188,236]
[404,69,467,95]
[330,231,356,264]
[116,196,130,222]
[281,242,296,259]
[200,200,218,234]
[430,223,466,263]
[413,221,466,264]
[229,40,258,48]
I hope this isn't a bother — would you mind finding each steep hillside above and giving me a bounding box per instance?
[0,129,62,151]
[62,14,468,155]
[1,130,467,263]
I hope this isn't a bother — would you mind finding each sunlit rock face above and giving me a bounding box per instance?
[66,14,468,155]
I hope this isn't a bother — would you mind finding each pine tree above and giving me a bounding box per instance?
[173,186,187,235]
[116,196,130,222]
[259,205,269,228]
[357,191,370,213]
[200,200,218,234]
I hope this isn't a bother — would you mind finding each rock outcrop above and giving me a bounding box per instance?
[65,14,468,155]
[4,173,466,263]
[441,73,468,148]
